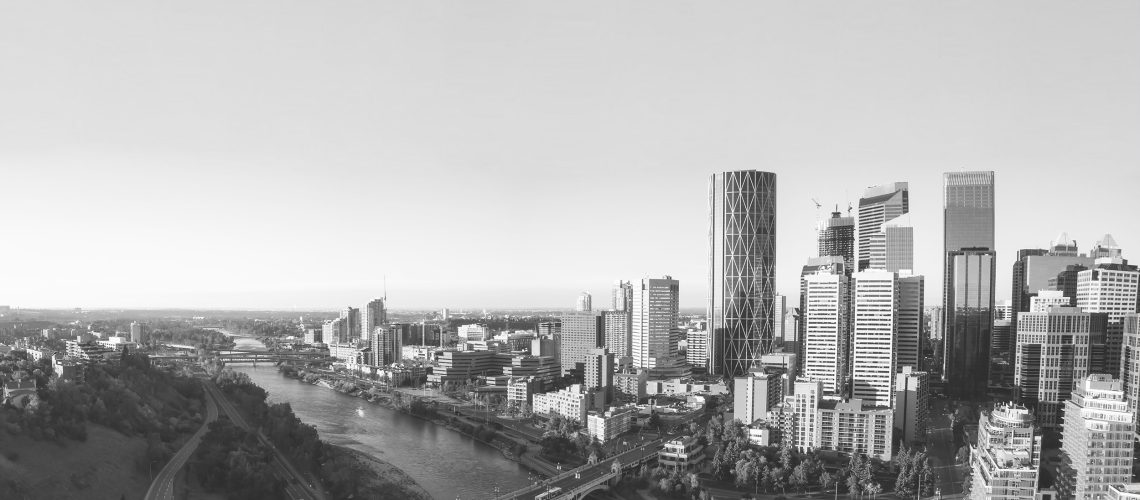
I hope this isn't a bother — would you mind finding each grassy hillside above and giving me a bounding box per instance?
[0,423,152,499]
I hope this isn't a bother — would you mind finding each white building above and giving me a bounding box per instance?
[586,407,632,443]
[576,292,592,312]
[969,403,1041,500]
[531,384,603,422]
[1013,307,1095,429]
[457,324,490,342]
[1057,375,1134,500]
[1030,289,1070,312]
[851,270,897,407]
[1122,314,1140,438]
[791,379,823,454]
[802,271,848,394]
[361,298,386,342]
[1108,484,1140,500]
[1077,265,1139,376]
[685,328,708,370]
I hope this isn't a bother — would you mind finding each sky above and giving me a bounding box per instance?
[2,1,1138,310]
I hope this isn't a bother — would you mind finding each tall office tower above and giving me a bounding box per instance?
[1121,314,1140,437]
[602,310,632,359]
[537,321,561,337]
[797,256,848,380]
[323,317,345,344]
[1090,234,1124,261]
[340,306,361,341]
[858,182,909,272]
[802,266,850,394]
[817,210,855,272]
[1051,264,1089,305]
[708,170,777,378]
[791,379,823,454]
[869,214,914,273]
[851,270,897,407]
[969,403,1042,500]
[1010,238,1094,332]
[991,320,1013,361]
[1029,290,1069,312]
[893,367,929,446]
[371,325,402,366]
[584,348,615,404]
[734,366,784,425]
[943,171,995,400]
[558,311,603,376]
[896,275,925,370]
[632,276,686,378]
[929,306,944,341]
[994,299,1013,321]
[576,292,593,312]
[1056,375,1134,500]
[611,280,633,312]
[1077,263,1139,377]
[1014,307,1104,429]
[773,294,787,342]
[944,249,996,400]
[361,298,387,342]
[129,321,142,344]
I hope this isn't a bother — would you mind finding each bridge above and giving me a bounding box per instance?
[492,439,662,500]
[150,350,334,364]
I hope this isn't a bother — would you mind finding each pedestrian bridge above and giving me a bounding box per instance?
[493,439,661,500]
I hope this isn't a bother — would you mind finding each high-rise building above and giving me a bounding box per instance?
[584,348,615,404]
[802,267,849,394]
[1050,264,1089,305]
[858,182,909,272]
[602,310,632,359]
[1090,234,1124,261]
[797,255,848,381]
[558,311,604,376]
[372,324,402,366]
[340,306,361,341]
[129,322,142,344]
[773,294,787,342]
[791,379,823,454]
[612,280,633,312]
[576,292,593,312]
[686,328,709,371]
[995,299,1014,321]
[969,403,1042,500]
[734,366,784,426]
[942,171,995,400]
[1029,290,1069,312]
[817,210,855,272]
[362,298,387,342]
[1077,263,1139,377]
[894,367,929,446]
[896,275,925,371]
[851,270,897,407]
[1056,375,1134,500]
[632,276,687,378]
[708,170,777,378]
[944,248,996,400]
[991,320,1013,361]
[1010,237,1094,332]
[1013,306,1103,429]
[870,214,914,273]
[1121,314,1140,437]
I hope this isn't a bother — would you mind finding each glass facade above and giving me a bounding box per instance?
[944,250,996,400]
[708,170,777,378]
[858,183,909,272]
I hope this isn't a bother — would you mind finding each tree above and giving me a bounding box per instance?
[788,463,809,492]
[820,471,835,492]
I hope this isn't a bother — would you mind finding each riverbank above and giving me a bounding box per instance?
[278,366,549,475]
[323,444,433,500]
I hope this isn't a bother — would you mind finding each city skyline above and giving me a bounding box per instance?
[3,1,1139,310]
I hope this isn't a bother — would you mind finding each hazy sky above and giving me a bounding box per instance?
[2,1,1138,310]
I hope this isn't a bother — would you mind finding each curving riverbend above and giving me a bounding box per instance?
[229,336,532,500]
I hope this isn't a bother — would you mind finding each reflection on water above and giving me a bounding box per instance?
[230,338,530,499]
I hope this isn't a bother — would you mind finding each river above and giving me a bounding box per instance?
[228,336,532,500]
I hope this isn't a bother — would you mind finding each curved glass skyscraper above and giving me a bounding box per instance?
[708,170,777,378]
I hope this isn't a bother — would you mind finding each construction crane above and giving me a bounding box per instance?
[811,198,822,209]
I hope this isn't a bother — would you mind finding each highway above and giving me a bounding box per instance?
[144,379,219,500]
[203,381,327,500]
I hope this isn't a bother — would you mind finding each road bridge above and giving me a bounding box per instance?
[150,350,333,364]
[492,439,661,500]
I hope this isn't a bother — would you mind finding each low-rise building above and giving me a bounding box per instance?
[658,435,705,471]
[3,379,37,409]
[507,376,543,405]
[65,340,112,362]
[645,378,728,397]
[428,350,502,385]
[817,398,893,461]
[26,347,55,362]
[615,370,648,401]
[1108,484,1140,500]
[586,407,633,443]
[532,384,604,422]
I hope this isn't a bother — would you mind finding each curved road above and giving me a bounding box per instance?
[144,379,219,500]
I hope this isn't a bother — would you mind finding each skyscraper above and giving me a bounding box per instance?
[372,324,402,366]
[340,306,361,342]
[851,270,897,407]
[584,348,615,404]
[1010,236,1093,332]
[558,311,603,376]
[129,321,142,344]
[944,249,996,400]
[1121,314,1140,437]
[1077,261,1138,377]
[942,171,995,400]
[871,214,914,273]
[817,210,854,272]
[896,274,925,371]
[708,170,777,378]
[632,276,686,378]
[858,182,909,272]
[602,310,631,359]
[612,280,632,312]
[576,292,592,312]
[1013,307,1103,429]
[802,266,849,394]
[362,298,387,342]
